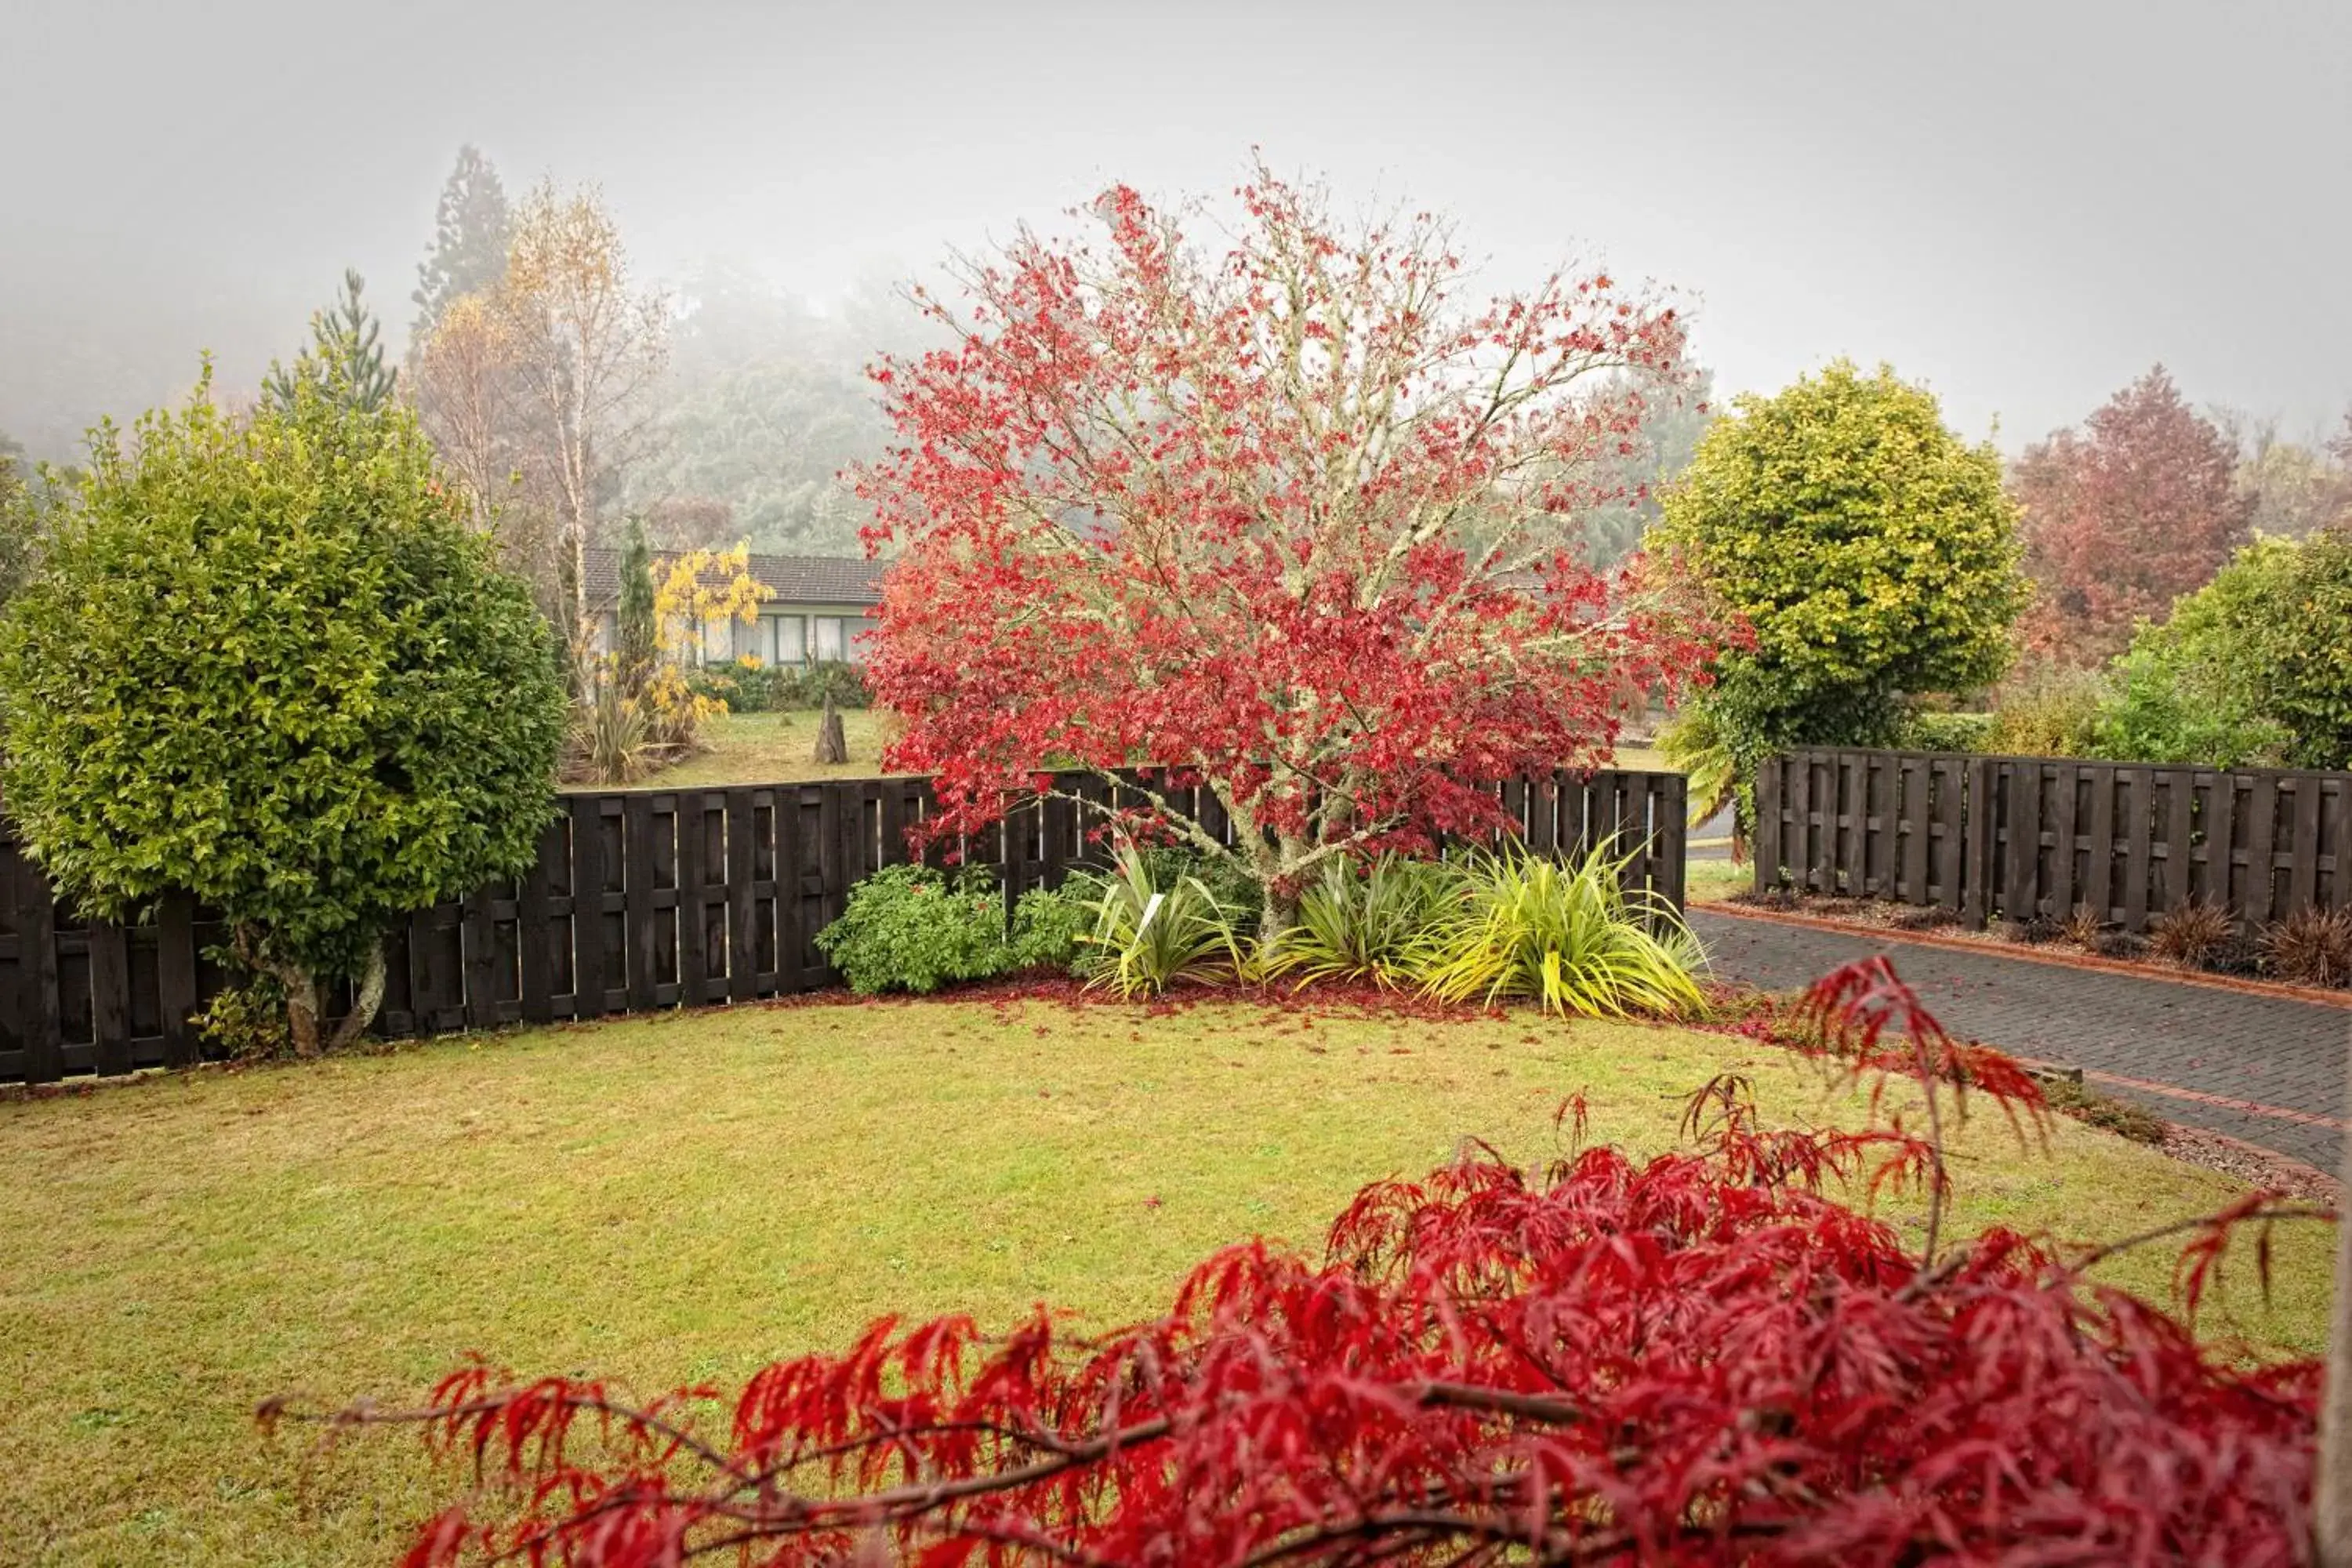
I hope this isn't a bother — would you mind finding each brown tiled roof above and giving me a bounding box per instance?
[580,547,885,608]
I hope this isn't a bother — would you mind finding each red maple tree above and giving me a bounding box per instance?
[2013,365,2255,666]
[276,961,2333,1566]
[853,165,1726,931]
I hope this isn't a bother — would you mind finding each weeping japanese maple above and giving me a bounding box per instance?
[280,961,2333,1566]
[856,164,1727,931]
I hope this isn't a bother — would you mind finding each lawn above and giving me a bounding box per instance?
[648,717,1685,793]
[635,707,907,790]
[0,994,2331,1565]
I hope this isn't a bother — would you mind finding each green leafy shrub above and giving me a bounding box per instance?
[1903,711,1998,753]
[1984,669,2109,758]
[1653,360,2025,832]
[1007,881,1095,973]
[2091,640,2288,768]
[1410,840,1707,1019]
[0,370,567,1054]
[684,661,802,715]
[1261,855,1463,989]
[815,864,1091,995]
[1076,847,1244,998]
[778,660,872,711]
[2085,534,2350,770]
[191,971,293,1062]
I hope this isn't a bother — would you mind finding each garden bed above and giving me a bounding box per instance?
[0,990,2333,1564]
[1704,891,2352,1007]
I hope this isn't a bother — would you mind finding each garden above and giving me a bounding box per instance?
[0,158,2344,1566]
[4,985,2334,1563]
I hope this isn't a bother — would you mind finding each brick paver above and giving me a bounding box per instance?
[1689,909,2352,1174]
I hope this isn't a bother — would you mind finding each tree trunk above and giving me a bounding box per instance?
[275,965,324,1059]
[1258,884,1298,946]
[326,944,390,1054]
[1258,834,1313,946]
[2316,1034,2352,1565]
[812,693,848,764]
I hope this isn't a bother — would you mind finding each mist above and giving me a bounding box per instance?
[5,0,2347,481]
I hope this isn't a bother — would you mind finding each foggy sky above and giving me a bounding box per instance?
[3,0,2347,460]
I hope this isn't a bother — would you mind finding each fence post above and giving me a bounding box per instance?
[1658,771,1688,914]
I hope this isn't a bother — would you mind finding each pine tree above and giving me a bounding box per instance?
[411,144,513,340]
[264,270,397,413]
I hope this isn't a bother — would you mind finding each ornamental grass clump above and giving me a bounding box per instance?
[1259,854,1462,989]
[1076,846,1244,999]
[1411,839,1706,1018]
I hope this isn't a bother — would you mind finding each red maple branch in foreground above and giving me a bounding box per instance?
[267,961,2336,1566]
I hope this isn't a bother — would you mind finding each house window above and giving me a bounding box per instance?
[766,614,807,666]
[699,615,731,663]
[814,615,847,662]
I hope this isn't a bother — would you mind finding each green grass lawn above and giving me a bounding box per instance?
[0,993,2330,1565]
[635,707,906,790]
[650,718,1681,792]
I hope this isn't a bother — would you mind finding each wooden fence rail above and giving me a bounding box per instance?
[0,766,1685,1085]
[1754,748,2350,932]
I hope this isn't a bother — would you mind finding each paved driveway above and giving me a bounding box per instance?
[1689,908,2351,1174]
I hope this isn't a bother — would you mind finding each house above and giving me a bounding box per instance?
[580,546,885,666]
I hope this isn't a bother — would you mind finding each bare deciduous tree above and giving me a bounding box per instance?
[503,182,670,653]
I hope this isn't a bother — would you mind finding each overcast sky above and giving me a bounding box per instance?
[4,0,2347,458]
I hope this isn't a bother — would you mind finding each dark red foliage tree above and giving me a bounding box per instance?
[276,961,2332,1566]
[2013,365,2256,666]
[851,163,1725,934]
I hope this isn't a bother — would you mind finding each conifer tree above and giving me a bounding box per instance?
[264,270,397,413]
[411,144,513,339]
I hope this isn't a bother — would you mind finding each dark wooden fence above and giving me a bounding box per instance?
[1755,748,2351,931]
[0,766,1685,1085]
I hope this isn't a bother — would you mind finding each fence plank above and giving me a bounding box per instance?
[2287,776,2322,916]
[728,788,758,1002]
[2003,763,2038,922]
[155,893,199,1068]
[622,796,658,1013]
[2201,771,2236,916]
[1789,754,1815,894]
[2326,780,2350,911]
[2120,768,2152,931]
[1932,758,1963,913]
[2085,765,2117,924]
[1837,753,1863,895]
[1959,757,1994,925]
[1658,773,1688,913]
[518,819,558,1024]
[775,787,805,994]
[463,887,498,1030]
[677,794,710,1008]
[1898,758,1927,904]
[2164,769,2195,913]
[17,858,61,1083]
[2244,775,2279,925]
[1753,757,1781,894]
[88,920,132,1076]
[2048,762,2078,919]
[569,794,606,1018]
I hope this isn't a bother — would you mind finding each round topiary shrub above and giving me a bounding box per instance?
[0,372,568,1054]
